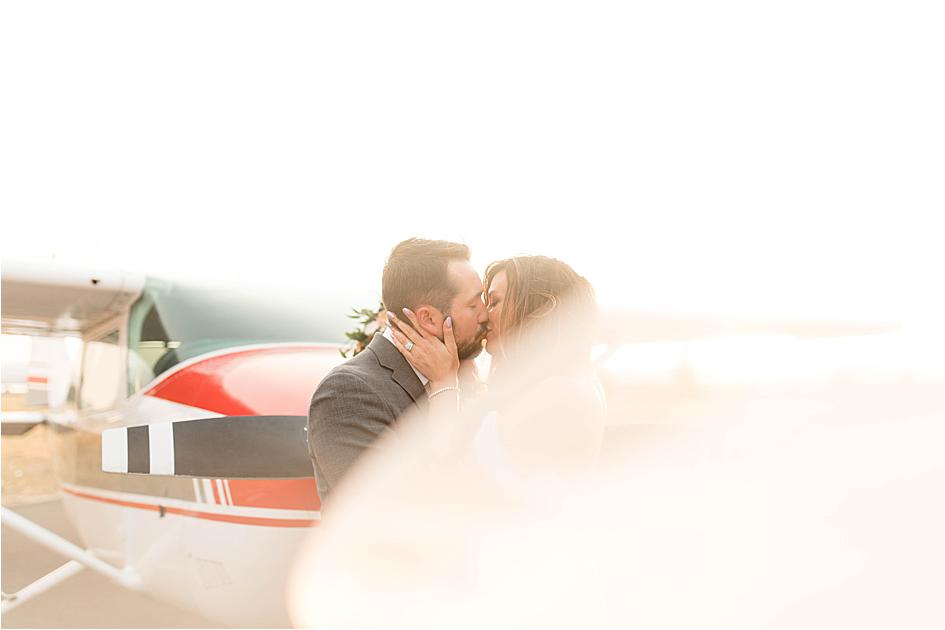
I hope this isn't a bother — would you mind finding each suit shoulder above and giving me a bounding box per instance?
[314,363,366,393]
[312,351,385,397]
[308,356,396,422]
[327,347,376,375]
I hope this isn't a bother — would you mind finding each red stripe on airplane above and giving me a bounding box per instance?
[26,375,48,384]
[62,487,319,528]
[143,346,343,416]
[228,478,321,511]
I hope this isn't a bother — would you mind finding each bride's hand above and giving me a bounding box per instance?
[386,308,459,387]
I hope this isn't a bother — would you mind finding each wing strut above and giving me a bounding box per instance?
[1,560,85,614]
[0,506,143,614]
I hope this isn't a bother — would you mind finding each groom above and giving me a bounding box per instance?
[307,238,489,501]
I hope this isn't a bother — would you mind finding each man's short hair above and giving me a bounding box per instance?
[382,238,471,318]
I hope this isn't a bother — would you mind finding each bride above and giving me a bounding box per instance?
[386,255,606,477]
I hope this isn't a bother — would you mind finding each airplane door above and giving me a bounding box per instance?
[78,328,121,412]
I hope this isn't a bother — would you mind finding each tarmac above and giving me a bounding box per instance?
[1,497,219,629]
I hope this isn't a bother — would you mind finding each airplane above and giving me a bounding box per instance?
[1,260,355,626]
[0,259,900,627]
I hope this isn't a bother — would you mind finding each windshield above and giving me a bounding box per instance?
[128,277,359,393]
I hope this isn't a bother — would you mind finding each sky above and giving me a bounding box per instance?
[1,1,942,331]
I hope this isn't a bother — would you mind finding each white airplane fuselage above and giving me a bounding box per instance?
[49,343,343,626]
[2,263,347,626]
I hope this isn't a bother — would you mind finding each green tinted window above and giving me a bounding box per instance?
[127,278,353,395]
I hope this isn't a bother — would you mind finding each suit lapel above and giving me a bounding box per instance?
[367,334,427,403]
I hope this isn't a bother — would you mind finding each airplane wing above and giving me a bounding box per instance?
[2,260,145,433]
[1,259,145,336]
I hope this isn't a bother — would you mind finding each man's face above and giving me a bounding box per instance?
[443,260,488,360]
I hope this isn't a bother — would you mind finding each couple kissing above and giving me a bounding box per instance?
[306,237,606,503]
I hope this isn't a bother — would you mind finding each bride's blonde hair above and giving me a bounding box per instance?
[483,256,596,380]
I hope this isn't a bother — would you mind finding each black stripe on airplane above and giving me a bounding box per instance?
[120,415,312,478]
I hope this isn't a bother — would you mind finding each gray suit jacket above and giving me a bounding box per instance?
[307,333,427,501]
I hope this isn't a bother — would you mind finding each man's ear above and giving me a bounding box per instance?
[413,305,442,336]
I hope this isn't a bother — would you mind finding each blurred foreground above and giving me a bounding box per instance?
[2,327,941,628]
[289,327,943,628]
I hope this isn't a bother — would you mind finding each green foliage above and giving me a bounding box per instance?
[340,301,384,358]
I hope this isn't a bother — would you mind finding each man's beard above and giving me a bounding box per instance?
[455,325,488,360]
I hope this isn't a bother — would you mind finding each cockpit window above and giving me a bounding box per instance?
[127,278,349,395]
